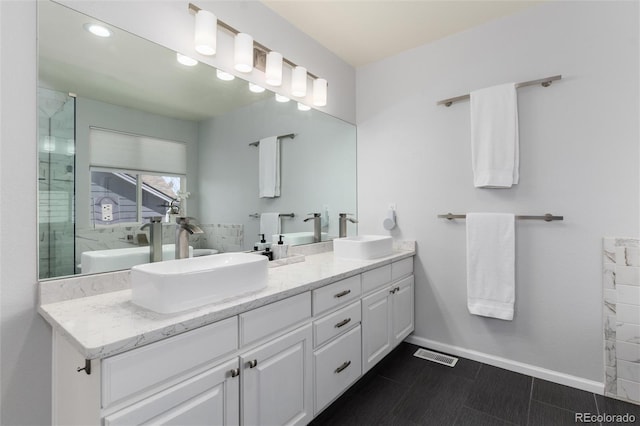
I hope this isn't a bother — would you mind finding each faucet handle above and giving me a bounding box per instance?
[307,213,321,217]
[149,216,163,223]
[176,216,198,225]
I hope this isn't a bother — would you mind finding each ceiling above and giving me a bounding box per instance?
[261,0,547,67]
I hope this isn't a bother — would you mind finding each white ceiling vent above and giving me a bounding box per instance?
[413,348,458,367]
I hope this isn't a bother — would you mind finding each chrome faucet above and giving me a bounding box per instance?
[140,216,163,263]
[175,217,203,259]
[338,213,358,238]
[304,213,322,243]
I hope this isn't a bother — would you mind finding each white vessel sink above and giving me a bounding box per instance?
[80,244,192,274]
[333,235,393,260]
[271,232,328,246]
[131,252,268,314]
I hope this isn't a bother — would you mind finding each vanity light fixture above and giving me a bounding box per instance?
[176,53,198,67]
[194,9,217,55]
[265,51,283,86]
[297,103,311,111]
[83,23,112,38]
[216,69,235,81]
[291,66,307,97]
[189,3,327,105]
[275,93,290,103]
[249,83,266,93]
[234,33,254,73]
[313,78,327,107]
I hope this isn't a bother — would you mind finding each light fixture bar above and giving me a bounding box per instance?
[188,2,319,79]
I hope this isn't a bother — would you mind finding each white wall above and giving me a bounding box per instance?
[357,1,639,386]
[198,98,357,249]
[1,2,52,425]
[0,1,355,424]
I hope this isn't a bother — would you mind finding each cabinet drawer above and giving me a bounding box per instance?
[102,316,238,408]
[240,292,311,346]
[313,275,361,315]
[314,325,362,414]
[392,257,413,281]
[362,264,392,294]
[314,300,361,348]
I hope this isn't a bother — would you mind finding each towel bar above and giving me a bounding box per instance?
[438,213,563,222]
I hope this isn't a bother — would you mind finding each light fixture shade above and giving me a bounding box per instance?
[234,33,254,73]
[313,78,327,106]
[275,93,290,103]
[297,103,311,111]
[176,53,198,67]
[291,66,307,97]
[216,69,235,81]
[194,9,217,56]
[42,136,56,152]
[249,83,265,93]
[265,51,283,86]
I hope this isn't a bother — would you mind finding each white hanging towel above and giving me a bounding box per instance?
[258,136,280,198]
[466,213,515,320]
[470,83,519,188]
[260,213,281,241]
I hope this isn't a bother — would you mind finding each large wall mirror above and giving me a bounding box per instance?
[37,1,357,280]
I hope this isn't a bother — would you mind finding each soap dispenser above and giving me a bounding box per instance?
[255,234,269,251]
[273,235,289,260]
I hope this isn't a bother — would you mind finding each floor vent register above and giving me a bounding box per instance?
[413,348,458,367]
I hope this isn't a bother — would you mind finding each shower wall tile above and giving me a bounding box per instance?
[617,379,640,403]
[617,304,640,325]
[617,323,640,345]
[603,237,640,406]
[616,266,640,286]
[618,360,640,383]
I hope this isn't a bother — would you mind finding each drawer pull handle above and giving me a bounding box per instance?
[335,318,352,328]
[334,289,351,298]
[248,359,258,368]
[230,368,240,378]
[335,361,351,374]
[390,286,401,294]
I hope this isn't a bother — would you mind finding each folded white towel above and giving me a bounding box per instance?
[470,83,519,188]
[466,213,515,320]
[259,136,280,198]
[260,213,281,241]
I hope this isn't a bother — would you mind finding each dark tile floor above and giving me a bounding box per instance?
[310,343,640,426]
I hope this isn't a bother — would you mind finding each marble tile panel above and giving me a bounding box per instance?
[616,266,640,286]
[618,360,640,383]
[603,263,616,289]
[605,316,617,340]
[604,238,617,264]
[606,340,617,367]
[616,341,640,363]
[617,378,640,403]
[616,238,640,248]
[40,270,130,304]
[617,247,640,267]
[618,285,640,306]
[617,323,640,344]
[617,303,640,325]
[605,366,617,394]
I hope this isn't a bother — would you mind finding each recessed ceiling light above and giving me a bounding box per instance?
[176,53,198,67]
[216,69,235,81]
[249,83,265,93]
[83,23,112,38]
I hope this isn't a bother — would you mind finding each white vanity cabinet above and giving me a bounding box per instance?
[49,253,415,426]
[361,259,414,373]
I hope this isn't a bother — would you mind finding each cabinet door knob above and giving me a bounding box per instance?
[334,289,351,298]
[247,359,258,368]
[229,368,240,378]
[334,360,351,374]
[334,318,352,328]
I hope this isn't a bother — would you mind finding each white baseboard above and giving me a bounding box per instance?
[404,335,605,395]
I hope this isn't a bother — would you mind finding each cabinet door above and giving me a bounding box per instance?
[104,358,239,426]
[391,275,414,347]
[241,324,313,426]
[361,286,392,374]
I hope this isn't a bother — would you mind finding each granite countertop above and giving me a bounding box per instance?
[38,249,415,360]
